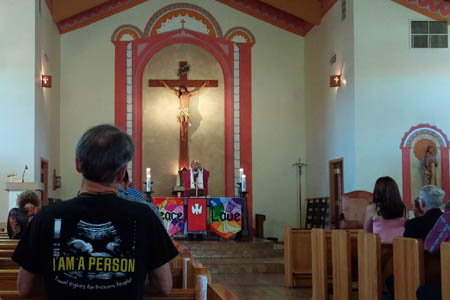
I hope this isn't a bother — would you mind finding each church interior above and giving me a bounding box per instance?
[1,0,450,299]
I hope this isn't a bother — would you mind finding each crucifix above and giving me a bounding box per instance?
[149,61,218,170]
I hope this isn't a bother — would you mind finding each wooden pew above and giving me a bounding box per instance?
[393,237,424,300]
[311,228,328,300]
[284,226,313,287]
[0,258,17,269]
[441,242,450,299]
[0,250,13,258]
[357,231,382,300]
[331,230,352,300]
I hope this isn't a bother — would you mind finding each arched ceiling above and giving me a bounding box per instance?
[45,0,449,35]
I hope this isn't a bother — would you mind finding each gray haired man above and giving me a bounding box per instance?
[13,124,178,300]
[404,185,445,240]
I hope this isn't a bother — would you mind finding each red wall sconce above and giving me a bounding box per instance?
[330,75,341,87]
[42,75,52,88]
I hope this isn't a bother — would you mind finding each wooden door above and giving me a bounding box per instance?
[329,158,343,228]
[40,158,49,206]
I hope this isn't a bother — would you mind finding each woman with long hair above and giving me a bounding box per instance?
[363,176,406,242]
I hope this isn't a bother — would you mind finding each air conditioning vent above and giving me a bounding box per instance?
[411,20,448,48]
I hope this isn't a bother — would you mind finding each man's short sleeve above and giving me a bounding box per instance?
[145,211,178,270]
[11,209,47,274]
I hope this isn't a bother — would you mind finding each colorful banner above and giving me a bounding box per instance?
[153,198,185,236]
[209,198,242,239]
[186,198,208,233]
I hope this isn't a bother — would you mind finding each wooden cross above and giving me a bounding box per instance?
[149,61,218,170]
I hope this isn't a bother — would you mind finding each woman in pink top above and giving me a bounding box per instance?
[363,177,406,242]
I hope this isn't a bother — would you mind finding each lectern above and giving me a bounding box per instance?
[5,182,44,211]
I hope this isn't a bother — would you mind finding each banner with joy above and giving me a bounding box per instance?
[153,197,185,236]
[209,198,242,239]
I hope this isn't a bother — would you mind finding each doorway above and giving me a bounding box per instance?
[329,158,344,228]
[40,158,49,206]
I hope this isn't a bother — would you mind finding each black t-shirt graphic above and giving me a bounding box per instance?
[12,195,178,300]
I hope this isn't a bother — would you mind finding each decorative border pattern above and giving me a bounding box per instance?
[215,0,313,37]
[224,27,256,44]
[147,9,216,37]
[57,0,148,34]
[51,0,341,36]
[400,123,450,208]
[144,3,223,37]
[392,0,450,23]
[111,24,144,41]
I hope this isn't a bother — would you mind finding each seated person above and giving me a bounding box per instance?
[12,124,177,299]
[7,190,40,239]
[182,160,209,197]
[363,176,406,242]
[416,188,448,300]
[118,170,164,224]
[404,185,444,240]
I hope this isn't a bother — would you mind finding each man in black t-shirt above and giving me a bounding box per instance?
[12,124,178,300]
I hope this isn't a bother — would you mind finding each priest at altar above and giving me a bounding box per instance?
[182,160,209,197]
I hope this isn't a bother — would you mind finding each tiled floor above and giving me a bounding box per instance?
[212,273,312,300]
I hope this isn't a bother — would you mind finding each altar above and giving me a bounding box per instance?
[152,197,243,239]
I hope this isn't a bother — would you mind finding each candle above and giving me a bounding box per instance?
[146,168,152,192]
[241,174,246,192]
[239,168,244,183]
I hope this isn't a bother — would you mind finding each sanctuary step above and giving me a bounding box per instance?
[178,239,284,274]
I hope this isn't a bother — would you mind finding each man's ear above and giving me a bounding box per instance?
[419,199,426,210]
[75,158,82,173]
[116,166,127,183]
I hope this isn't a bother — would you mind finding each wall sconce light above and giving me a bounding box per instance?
[42,75,52,88]
[330,75,341,87]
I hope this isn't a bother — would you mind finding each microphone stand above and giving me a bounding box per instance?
[21,165,28,183]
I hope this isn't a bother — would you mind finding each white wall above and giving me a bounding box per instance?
[353,0,450,195]
[0,1,36,222]
[60,0,306,239]
[35,0,61,200]
[305,0,356,198]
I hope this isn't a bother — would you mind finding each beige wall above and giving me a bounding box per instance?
[305,0,356,199]
[142,43,225,196]
[0,0,36,222]
[59,0,306,239]
[353,0,450,199]
[35,0,61,201]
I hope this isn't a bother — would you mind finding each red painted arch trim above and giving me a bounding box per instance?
[237,43,254,230]
[132,29,235,197]
[113,41,129,131]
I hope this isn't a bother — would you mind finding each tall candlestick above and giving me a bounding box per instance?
[239,168,244,183]
[241,174,246,193]
[146,168,152,192]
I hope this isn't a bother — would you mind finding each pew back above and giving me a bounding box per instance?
[442,242,450,300]
[311,228,328,300]
[358,231,381,300]
[331,230,352,300]
[393,237,424,300]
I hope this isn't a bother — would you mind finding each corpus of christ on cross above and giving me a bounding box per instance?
[149,61,218,170]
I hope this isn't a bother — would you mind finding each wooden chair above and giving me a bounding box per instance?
[339,191,372,229]
[357,231,381,300]
[311,228,328,300]
[393,237,424,300]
